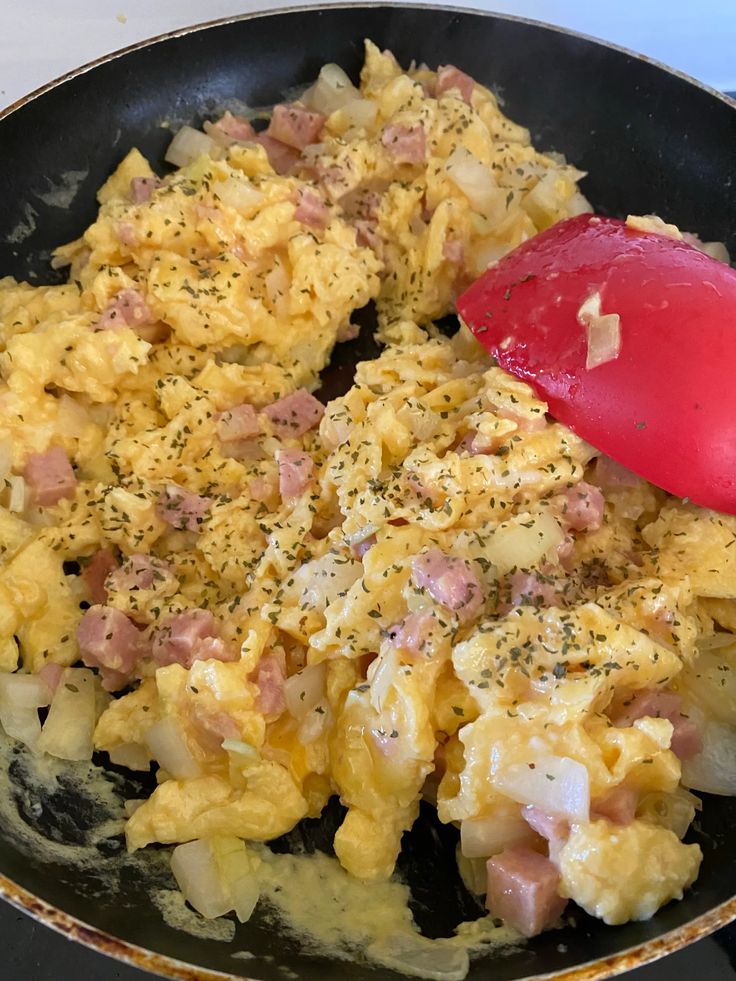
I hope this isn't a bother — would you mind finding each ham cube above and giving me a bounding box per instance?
[443,238,464,264]
[130,177,163,203]
[294,188,330,229]
[411,548,485,623]
[266,104,326,150]
[389,611,436,658]
[610,689,703,761]
[254,134,302,175]
[485,846,567,938]
[560,481,605,531]
[106,553,174,594]
[23,447,77,506]
[156,485,212,532]
[504,570,560,612]
[81,548,118,604]
[591,786,639,825]
[436,65,475,104]
[208,110,256,143]
[77,605,142,691]
[523,807,570,848]
[277,449,314,500]
[595,454,641,488]
[264,388,325,437]
[151,609,235,669]
[381,124,426,165]
[252,652,287,717]
[98,289,153,331]
[217,403,261,443]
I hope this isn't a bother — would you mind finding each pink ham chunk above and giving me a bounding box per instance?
[486,846,567,938]
[411,548,485,623]
[389,610,436,658]
[77,605,143,691]
[23,447,77,506]
[106,553,174,594]
[151,609,236,669]
[208,110,257,143]
[294,188,330,229]
[504,570,561,611]
[381,124,426,165]
[249,473,279,503]
[352,534,377,560]
[595,454,642,488]
[253,652,286,717]
[560,481,605,532]
[81,548,118,604]
[522,806,570,860]
[38,662,65,699]
[355,219,381,250]
[264,388,325,437]
[610,689,703,761]
[436,65,475,104]
[117,222,138,247]
[130,177,163,203]
[98,289,153,331]
[254,134,302,175]
[266,104,326,150]
[442,238,464,264]
[217,403,261,443]
[156,485,212,533]
[591,786,639,825]
[277,449,314,499]
[190,704,241,751]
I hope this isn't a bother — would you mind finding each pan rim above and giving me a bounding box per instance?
[0,3,735,979]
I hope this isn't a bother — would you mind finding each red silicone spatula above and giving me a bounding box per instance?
[456,214,736,514]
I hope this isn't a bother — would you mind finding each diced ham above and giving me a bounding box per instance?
[266,104,326,150]
[411,548,485,623]
[560,481,605,532]
[485,846,567,938]
[208,110,257,143]
[117,222,138,247]
[23,447,77,506]
[436,65,475,104]
[38,662,65,699]
[381,124,426,165]
[264,388,325,437]
[591,786,639,825]
[252,652,286,717]
[81,548,118,604]
[249,473,279,503]
[443,238,464,264]
[98,289,153,331]
[504,570,560,611]
[389,610,436,657]
[355,218,381,250]
[522,806,569,861]
[217,403,261,443]
[336,322,359,343]
[294,188,330,229]
[610,688,703,761]
[77,604,143,691]
[151,609,236,669]
[277,449,314,499]
[130,176,163,203]
[352,534,377,560]
[253,134,302,175]
[190,705,241,752]
[156,485,212,532]
[595,454,642,488]
[106,553,173,594]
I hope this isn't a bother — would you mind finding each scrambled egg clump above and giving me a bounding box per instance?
[0,40,731,942]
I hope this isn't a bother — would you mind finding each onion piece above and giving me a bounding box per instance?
[291,552,362,612]
[494,754,590,823]
[681,720,736,796]
[171,840,234,919]
[212,836,261,923]
[577,292,621,370]
[369,649,399,713]
[165,126,218,168]
[283,663,327,722]
[0,674,49,751]
[145,718,201,779]
[298,702,330,745]
[460,811,535,858]
[637,788,700,839]
[37,668,96,761]
[108,742,152,771]
[485,512,564,575]
[302,63,359,115]
[212,176,263,212]
[6,475,26,513]
[456,847,488,895]
[367,932,469,981]
[445,147,503,218]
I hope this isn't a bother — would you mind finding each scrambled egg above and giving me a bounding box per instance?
[0,40,731,943]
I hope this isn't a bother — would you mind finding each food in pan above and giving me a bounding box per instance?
[0,39,733,971]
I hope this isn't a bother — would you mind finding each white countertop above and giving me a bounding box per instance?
[1,0,735,112]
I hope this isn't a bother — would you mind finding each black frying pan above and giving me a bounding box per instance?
[1,6,736,980]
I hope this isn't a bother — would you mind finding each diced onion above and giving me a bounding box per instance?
[577,292,621,370]
[165,126,218,168]
[0,674,50,750]
[6,475,26,513]
[302,63,359,115]
[485,512,564,575]
[212,176,263,212]
[494,754,590,822]
[637,789,700,839]
[340,98,378,129]
[0,701,42,751]
[171,840,234,919]
[396,399,441,441]
[445,147,504,218]
[367,932,470,981]
[222,739,261,764]
[298,703,330,746]
[292,552,362,612]
[681,720,736,796]
[455,846,488,895]
[145,718,201,779]
[369,649,398,713]
[108,742,152,771]
[283,663,327,722]
[460,811,534,858]
[37,668,96,761]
